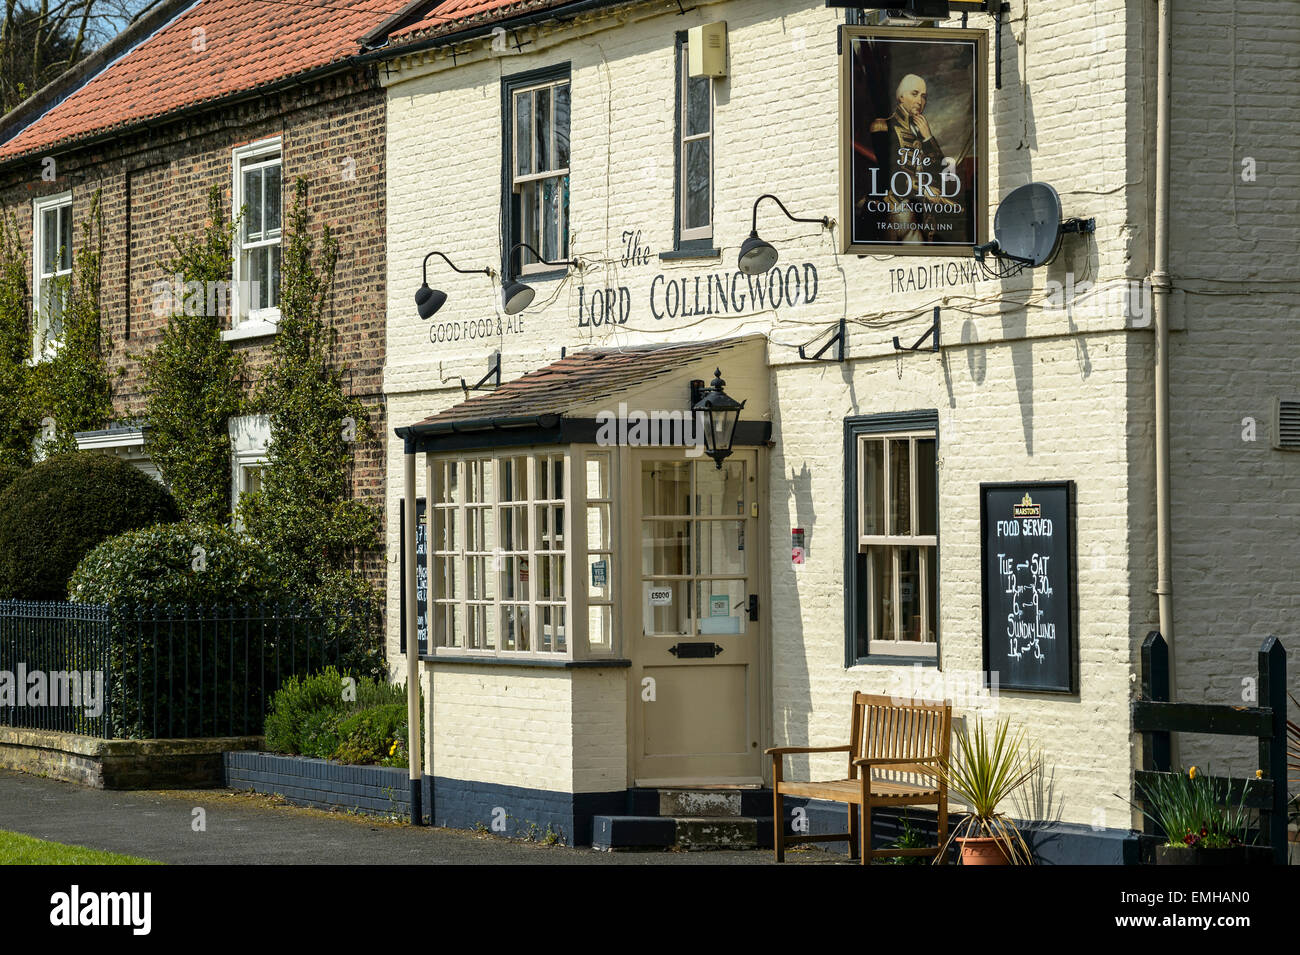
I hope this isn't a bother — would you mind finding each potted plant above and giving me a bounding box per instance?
[927,716,1041,865]
[1123,766,1260,865]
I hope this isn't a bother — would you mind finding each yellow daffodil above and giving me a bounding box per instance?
[1188,766,1198,779]
[1255,769,1263,779]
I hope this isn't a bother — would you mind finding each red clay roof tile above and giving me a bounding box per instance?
[0,0,408,162]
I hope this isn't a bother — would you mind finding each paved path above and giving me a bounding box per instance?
[0,770,845,865]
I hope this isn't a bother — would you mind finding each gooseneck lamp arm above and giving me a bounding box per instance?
[506,241,580,269]
[749,194,832,237]
[422,251,492,284]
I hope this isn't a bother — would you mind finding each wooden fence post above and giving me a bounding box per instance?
[1257,636,1287,865]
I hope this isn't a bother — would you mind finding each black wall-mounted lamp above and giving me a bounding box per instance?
[692,368,746,470]
[502,242,580,315]
[414,251,493,319]
[737,194,833,277]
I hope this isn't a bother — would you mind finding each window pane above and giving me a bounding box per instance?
[686,76,711,136]
[696,520,745,576]
[889,439,911,535]
[586,453,609,499]
[917,438,937,535]
[264,164,282,235]
[685,138,711,231]
[268,244,281,308]
[58,205,73,271]
[588,605,611,651]
[695,579,745,636]
[542,176,562,262]
[515,90,532,177]
[861,438,885,535]
[42,208,59,274]
[247,248,267,310]
[898,546,921,641]
[243,168,263,239]
[642,461,691,516]
[868,545,893,641]
[694,459,745,516]
[587,503,610,551]
[925,548,937,643]
[642,520,689,576]
[536,85,552,173]
[555,83,570,168]
[643,580,690,636]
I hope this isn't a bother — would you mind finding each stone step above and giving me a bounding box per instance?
[592,814,775,851]
[657,788,743,818]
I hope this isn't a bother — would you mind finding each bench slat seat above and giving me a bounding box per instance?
[768,692,951,864]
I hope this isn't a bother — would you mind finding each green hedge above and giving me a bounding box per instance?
[0,453,178,600]
[68,522,283,607]
[264,667,413,767]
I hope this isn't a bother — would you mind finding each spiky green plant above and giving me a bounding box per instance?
[926,716,1041,864]
[1123,766,1257,850]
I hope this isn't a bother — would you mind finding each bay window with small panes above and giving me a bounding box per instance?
[423,447,617,660]
[847,413,939,663]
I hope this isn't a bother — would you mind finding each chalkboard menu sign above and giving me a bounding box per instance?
[399,498,428,656]
[979,482,1077,693]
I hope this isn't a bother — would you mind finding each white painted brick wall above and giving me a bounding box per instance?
[379,0,1295,821]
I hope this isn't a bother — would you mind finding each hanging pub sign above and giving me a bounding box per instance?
[979,482,1078,693]
[839,26,988,255]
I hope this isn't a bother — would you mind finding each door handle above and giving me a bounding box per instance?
[747,594,758,621]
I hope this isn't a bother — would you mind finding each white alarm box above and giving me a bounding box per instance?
[688,22,728,78]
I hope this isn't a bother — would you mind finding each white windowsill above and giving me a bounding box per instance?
[221,318,279,342]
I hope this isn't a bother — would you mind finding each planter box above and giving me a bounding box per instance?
[224,751,427,821]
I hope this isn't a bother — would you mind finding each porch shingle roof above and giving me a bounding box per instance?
[406,338,754,430]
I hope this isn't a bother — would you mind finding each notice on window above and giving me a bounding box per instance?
[400,498,428,656]
[648,587,673,607]
[709,594,730,617]
[979,482,1076,693]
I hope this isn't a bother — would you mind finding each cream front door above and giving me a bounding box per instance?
[629,450,764,786]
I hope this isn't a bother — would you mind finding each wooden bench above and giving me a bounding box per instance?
[766,692,951,864]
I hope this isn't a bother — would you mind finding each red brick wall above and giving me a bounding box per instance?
[0,67,388,588]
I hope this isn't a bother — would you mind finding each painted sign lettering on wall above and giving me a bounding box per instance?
[979,482,1077,693]
[575,228,820,329]
[841,26,988,255]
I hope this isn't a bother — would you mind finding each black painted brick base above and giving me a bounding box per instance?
[224,752,433,821]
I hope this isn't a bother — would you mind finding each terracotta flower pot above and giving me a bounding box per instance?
[957,835,1012,866]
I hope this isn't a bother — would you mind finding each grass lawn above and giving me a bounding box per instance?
[0,830,161,865]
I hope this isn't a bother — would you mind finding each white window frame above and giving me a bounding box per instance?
[509,78,570,276]
[31,190,73,361]
[857,430,938,658]
[423,446,617,661]
[678,41,714,244]
[229,414,271,528]
[225,137,282,342]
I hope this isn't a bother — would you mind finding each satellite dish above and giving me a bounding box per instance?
[974,182,1094,276]
[994,183,1064,267]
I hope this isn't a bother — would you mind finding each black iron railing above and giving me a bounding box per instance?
[0,600,378,741]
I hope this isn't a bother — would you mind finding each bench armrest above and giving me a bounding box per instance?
[765,745,852,756]
[853,756,942,768]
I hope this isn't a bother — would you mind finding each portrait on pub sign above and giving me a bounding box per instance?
[840,27,988,255]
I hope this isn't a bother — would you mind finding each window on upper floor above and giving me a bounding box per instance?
[228,138,282,340]
[675,30,714,249]
[32,191,72,360]
[502,66,571,278]
[846,412,939,664]
[229,413,271,529]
